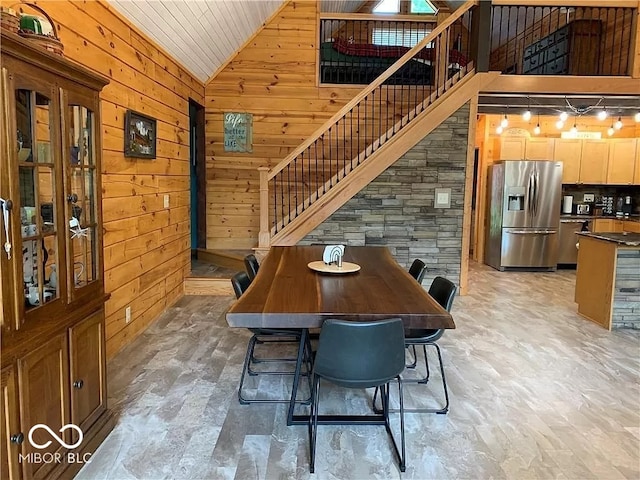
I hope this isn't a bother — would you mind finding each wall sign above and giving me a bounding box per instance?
[224,112,252,152]
[561,131,602,139]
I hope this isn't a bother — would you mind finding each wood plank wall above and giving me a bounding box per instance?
[205,1,362,249]
[4,1,205,358]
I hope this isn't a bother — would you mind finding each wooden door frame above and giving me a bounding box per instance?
[189,99,206,251]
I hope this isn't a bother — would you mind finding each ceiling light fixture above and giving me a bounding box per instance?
[597,109,608,121]
[501,114,509,128]
[635,112,640,122]
[570,121,578,134]
[559,112,568,122]
[614,116,623,130]
[496,125,503,135]
[556,120,564,129]
[534,113,541,135]
[607,124,615,136]
[522,97,532,121]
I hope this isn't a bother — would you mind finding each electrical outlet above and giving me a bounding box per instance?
[164,194,170,208]
[125,306,131,324]
[583,193,595,202]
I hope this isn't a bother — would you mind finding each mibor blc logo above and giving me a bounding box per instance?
[19,424,92,465]
[29,424,83,449]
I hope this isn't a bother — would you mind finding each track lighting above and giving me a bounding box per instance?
[570,123,578,134]
[522,110,532,121]
[496,126,503,135]
[635,112,640,122]
[556,120,564,129]
[533,124,541,135]
[559,112,568,122]
[597,109,608,121]
[607,125,615,136]
[500,114,508,128]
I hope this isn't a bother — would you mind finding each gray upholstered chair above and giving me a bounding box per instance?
[309,318,406,473]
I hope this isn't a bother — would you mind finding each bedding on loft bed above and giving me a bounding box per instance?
[320,38,469,85]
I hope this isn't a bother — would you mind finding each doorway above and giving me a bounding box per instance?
[189,99,206,255]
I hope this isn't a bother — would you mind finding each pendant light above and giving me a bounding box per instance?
[533,112,541,135]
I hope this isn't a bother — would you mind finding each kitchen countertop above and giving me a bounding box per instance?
[576,231,640,246]
[561,215,640,223]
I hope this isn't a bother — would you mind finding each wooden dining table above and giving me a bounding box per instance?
[226,245,455,425]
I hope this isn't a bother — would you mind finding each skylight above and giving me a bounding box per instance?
[373,0,400,13]
[411,0,437,14]
[372,0,438,14]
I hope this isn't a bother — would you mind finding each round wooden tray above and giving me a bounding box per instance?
[308,261,360,274]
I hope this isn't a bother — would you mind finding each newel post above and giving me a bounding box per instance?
[258,167,271,249]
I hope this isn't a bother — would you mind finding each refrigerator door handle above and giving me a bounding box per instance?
[527,173,533,214]
[507,229,557,235]
[533,170,540,217]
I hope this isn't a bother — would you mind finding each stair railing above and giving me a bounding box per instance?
[258,0,478,248]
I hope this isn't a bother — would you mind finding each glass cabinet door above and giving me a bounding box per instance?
[65,104,99,299]
[15,87,63,315]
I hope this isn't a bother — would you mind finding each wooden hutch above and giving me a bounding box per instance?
[1,32,113,480]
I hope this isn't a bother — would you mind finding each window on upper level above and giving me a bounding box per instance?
[372,0,437,15]
[372,25,432,47]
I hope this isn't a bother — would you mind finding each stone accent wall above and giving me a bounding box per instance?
[302,104,470,288]
[612,249,640,329]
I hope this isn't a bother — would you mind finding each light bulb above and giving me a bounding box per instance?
[570,124,578,134]
[533,124,541,135]
[496,126,503,134]
[556,120,564,129]
[597,110,608,121]
[559,112,568,122]
[607,126,615,136]
[522,110,532,121]
[614,116,623,130]
[635,112,640,122]
[500,115,509,128]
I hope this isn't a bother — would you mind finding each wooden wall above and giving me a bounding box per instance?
[205,0,363,249]
[4,1,205,358]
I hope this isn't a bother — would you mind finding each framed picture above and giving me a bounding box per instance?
[124,110,156,159]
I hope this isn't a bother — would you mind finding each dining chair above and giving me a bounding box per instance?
[408,259,427,284]
[244,254,260,282]
[373,276,456,415]
[308,318,406,473]
[404,276,456,414]
[231,272,312,405]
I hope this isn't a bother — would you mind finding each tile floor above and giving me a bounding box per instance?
[77,262,640,480]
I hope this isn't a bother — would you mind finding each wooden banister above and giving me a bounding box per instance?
[258,167,271,248]
[267,0,478,181]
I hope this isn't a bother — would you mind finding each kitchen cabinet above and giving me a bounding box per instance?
[554,138,608,184]
[593,219,624,233]
[607,138,637,184]
[499,137,554,161]
[524,138,554,160]
[554,139,581,183]
[0,31,113,480]
[498,137,526,160]
[579,140,609,184]
[623,221,640,233]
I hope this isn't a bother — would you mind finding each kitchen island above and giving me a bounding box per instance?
[575,232,640,329]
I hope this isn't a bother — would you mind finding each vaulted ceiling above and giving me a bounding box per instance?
[106,0,459,83]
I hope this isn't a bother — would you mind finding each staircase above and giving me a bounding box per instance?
[258,0,492,249]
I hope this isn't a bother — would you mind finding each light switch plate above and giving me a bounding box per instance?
[164,194,170,208]
[434,188,452,208]
[583,193,594,202]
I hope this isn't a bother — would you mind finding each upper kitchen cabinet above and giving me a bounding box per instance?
[578,140,609,184]
[554,139,581,183]
[498,137,554,161]
[607,138,637,185]
[524,138,555,160]
[555,138,608,184]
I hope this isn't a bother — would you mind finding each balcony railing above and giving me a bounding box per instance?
[489,4,635,76]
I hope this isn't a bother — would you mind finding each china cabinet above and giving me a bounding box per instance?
[0,31,113,480]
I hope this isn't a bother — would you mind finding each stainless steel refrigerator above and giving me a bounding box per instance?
[485,160,562,271]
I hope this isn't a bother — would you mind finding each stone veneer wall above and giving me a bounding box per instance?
[612,249,640,328]
[301,104,470,288]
